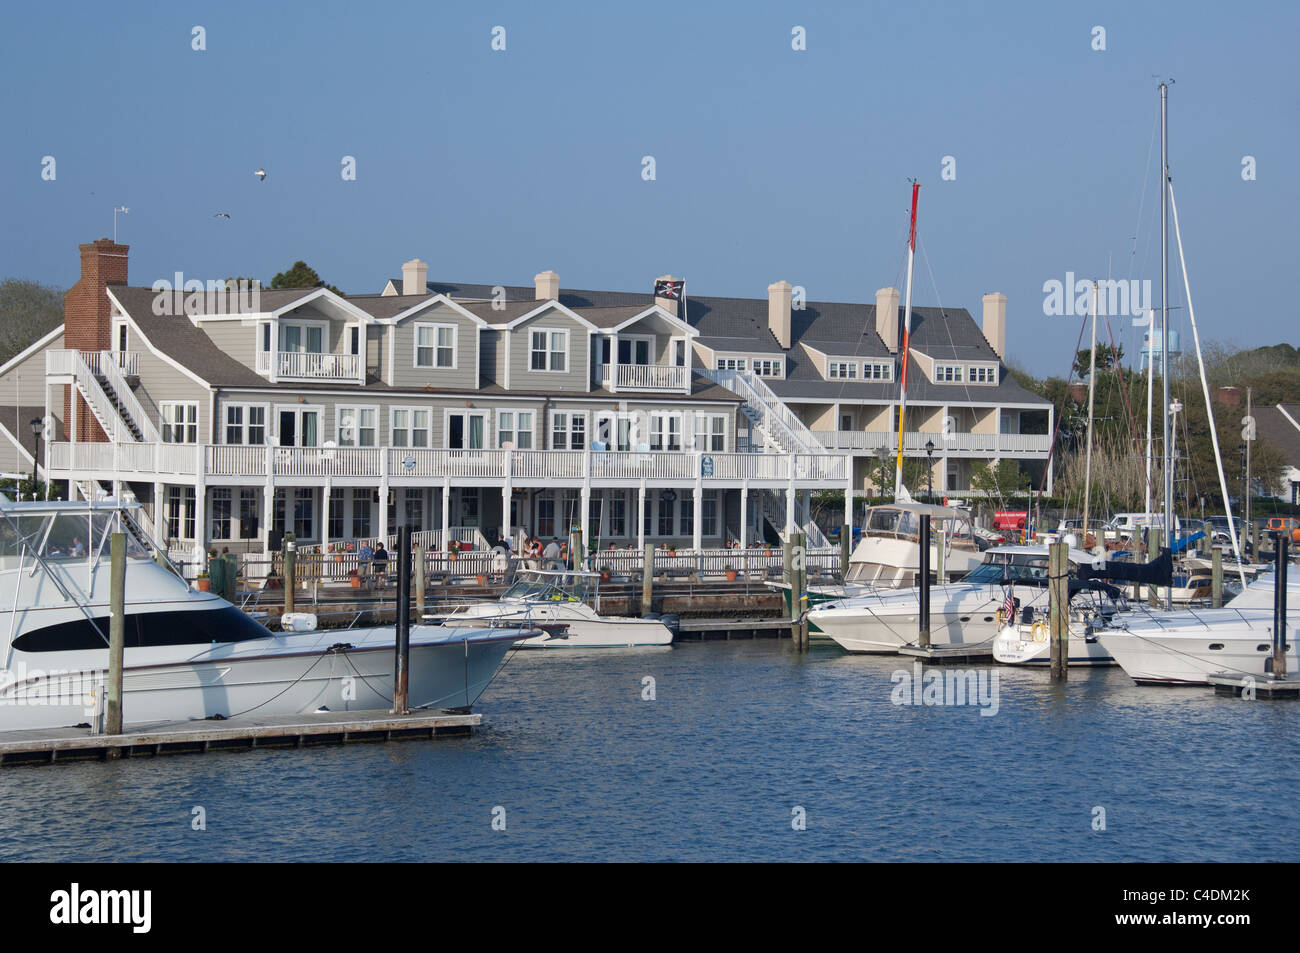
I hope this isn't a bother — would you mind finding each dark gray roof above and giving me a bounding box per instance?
[1255,404,1300,465]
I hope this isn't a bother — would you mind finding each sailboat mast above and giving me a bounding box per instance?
[1145,307,1155,520]
[1160,81,1173,609]
[1083,281,1098,546]
[895,182,919,498]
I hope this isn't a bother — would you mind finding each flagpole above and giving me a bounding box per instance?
[895,182,920,499]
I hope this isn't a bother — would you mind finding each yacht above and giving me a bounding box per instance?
[991,583,1121,666]
[433,569,675,648]
[807,545,1097,654]
[0,499,525,731]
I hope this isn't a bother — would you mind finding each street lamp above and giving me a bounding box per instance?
[28,417,42,498]
[925,439,935,502]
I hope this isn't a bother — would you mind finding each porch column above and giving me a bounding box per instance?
[579,486,591,568]
[262,480,274,557]
[321,480,332,558]
[800,489,809,533]
[441,478,451,552]
[785,472,795,535]
[502,449,513,542]
[637,481,646,551]
[192,481,207,570]
[153,481,165,542]
[844,456,853,529]
[378,447,390,542]
[739,484,748,549]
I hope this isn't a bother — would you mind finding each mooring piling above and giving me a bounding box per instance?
[1211,547,1223,608]
[392,524,411,715]
[641,543,655,616]
[106,532,126,745]
[1049,540,1068,680]
[284,532,296,615]
[918,514,931,649]
[1272,532,1289,679]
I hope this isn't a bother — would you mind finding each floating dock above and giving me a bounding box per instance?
[0,709,481,767]
[1206,673,1300,699]
[898,643,995,664]
[675,618,794,640]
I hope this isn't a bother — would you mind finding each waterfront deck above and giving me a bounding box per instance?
[0,709,481,767]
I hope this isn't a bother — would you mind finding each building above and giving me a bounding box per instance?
[0,238,1052,563]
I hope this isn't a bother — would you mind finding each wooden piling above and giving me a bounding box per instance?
[918,515,932,649]
[393,524,411,715]
[106,533,126,743]
[284,533,296,615]
[1272,534,1289,679]
[1199,521,1212,558]
[1211,547,1223,608]
[641,543,654,616]
[1049,541,1068,681]
[570,528,582,572]
[839,522,851,579]
[414,542,426,615]
[934,527,947,586]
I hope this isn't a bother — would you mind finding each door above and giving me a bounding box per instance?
[278,409,319,447]
[447,412,486,450]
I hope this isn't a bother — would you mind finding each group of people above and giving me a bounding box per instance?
[517,536,568,571]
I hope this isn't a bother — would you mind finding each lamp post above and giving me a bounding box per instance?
[875,447,889,503]
[28,418,42,499]
[925,439,935,503]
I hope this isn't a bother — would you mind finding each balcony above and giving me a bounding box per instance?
[256,350,363,383]
[812,430,1052,455]
[602,363,689,393]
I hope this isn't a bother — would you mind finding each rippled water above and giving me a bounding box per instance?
[0,641,1295,862]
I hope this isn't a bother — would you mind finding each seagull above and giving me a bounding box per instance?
[254,168,266,180]
[214,212,230,219]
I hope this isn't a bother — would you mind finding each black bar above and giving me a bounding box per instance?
[1274,533,1288,679]
[394,523,411,714]
[918,514,931,648]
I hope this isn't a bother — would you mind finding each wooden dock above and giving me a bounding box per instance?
[898,643,995,664]
[675,618,794,640]
[0,709,481,767]
[1206,673,1300,699]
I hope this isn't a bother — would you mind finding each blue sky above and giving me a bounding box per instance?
[1,0,1295,371]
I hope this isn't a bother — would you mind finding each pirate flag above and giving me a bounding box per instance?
[654,279,684,300]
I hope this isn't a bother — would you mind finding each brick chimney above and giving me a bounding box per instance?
[875,287,900,352]
[767,281,792,348]
[654,274,679,317]
[402,258,428,296]
[65,239,128,442]
[982,292,1007,359]
[1217,386,1241,408]
[535,269,559,301]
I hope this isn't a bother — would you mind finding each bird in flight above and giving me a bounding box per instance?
[254,168,267,180]
[214,212,230,219]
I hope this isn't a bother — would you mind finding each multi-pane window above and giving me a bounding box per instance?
[337,407,377,447]
[594,413,633,451]
[650,413,682,452]
[693,414,726,452]
[551,412,586,450]
[497,411,534,450]
[968,365,997,384]
[415,324,456,368]
[863,361,892,381]
[211,488,233,540]
[536,498,556,538]
[608,496,627,537]
[935,364,963,382]
[679,495,694,536]
[281,322,324,354]
[351,488,372,539]
[239,489,259,539]
[715,357,747,371]
[166,486,195,539]
[391,408,431,448]
[828,361,858,380]
[161,402,198,443]
[658,497,675,536]
[702,491,718,537]
[752,359,783,378]
[225,404,267,445]
[328,489,345,539]
[530,329,568,372]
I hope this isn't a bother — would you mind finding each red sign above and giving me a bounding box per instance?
[993,510,1029,530]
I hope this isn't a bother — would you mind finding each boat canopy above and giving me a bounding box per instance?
[863,504,973,542]
[502,569,597,603]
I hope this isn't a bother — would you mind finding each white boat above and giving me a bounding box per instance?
[434,569,675,648]
[991,588,1119,666]
[808,545,1099,654]
[1097,605,1296,685]
[0,499,524,731]
[839,503,984,590]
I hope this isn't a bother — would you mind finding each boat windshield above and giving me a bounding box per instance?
[866,507,971,542]
[500,572,592,603]
[964,552,1072,585]
[0,511,152,570]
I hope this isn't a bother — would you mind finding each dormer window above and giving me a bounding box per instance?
[935,364,963,383]
[530,328,569,372]
[752,358,784,378]
[968,364,998,384]
[415,323,456,369]
[863,360,892,381]
[828,361,857,380]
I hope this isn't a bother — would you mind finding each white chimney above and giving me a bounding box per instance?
[768,280,792,348]
[982,292,1007,359]
[654,274,679,317]
[875,287,900,352]
[535,270,559,301]
[402,258,427,296]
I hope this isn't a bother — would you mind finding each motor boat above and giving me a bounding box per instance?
[839,503,984,589]
[807,545,1098,654]
[992,582,1121,666]
[432,569,675,648]
[0,498,525,731]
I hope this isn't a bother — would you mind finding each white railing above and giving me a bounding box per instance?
[111,351,139,377]
[812,430,1052,454]
[93,351,160,442]
[48,443,848,484]
[49,351,136,442]
[609,363,688,392]
[705,369,825,454]
[275,351,361,381]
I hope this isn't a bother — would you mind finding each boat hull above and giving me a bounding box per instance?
[1097,616,1297,685]
[991,624,1114,665]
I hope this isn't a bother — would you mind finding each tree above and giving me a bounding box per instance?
[0,279,64,365]
[969,460,1031,510]
[1073,343,1124,380]
[269,261,342,295]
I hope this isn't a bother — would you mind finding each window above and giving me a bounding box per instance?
[415,323,456,368]
[594,413,634,451]
[608,495,627,537]
[166,486,195,540]
[702,491,718,537]
[969,365,998,384]
[239,489,259,539]
[650,412,682,452]
[351,488,372,538]
[679,495,694,536]
[673,340,687,366]
[536,498,556,538]
[935,364,963,383]
[224,404,267,445]
[693,414,726,452]
[328,488,344,539]
[211,488,232,540]
[161,402,198,443]
[281,321,324,354]
[828,361,858,380]
[530,328,569,372]
[551,411,586,450]
[658,497,675,536]
[863,361,892,381]
[752,358,783,378]
[715,357,747,371]
[337,407,377,447]
[497,411,534,450]
[391,408,431,448]
[446,411,487,450]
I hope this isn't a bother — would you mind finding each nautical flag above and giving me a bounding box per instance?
[654,279,684,300]
[1003,592,1017,620]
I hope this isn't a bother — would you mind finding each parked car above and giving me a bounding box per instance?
[1262,516,1300,544]
[1103,512,1181,541]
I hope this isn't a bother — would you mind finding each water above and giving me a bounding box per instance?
[0,641,1295,862]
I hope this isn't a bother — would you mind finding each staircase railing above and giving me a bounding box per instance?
[704,369,825,454]
[93,351,160,442]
